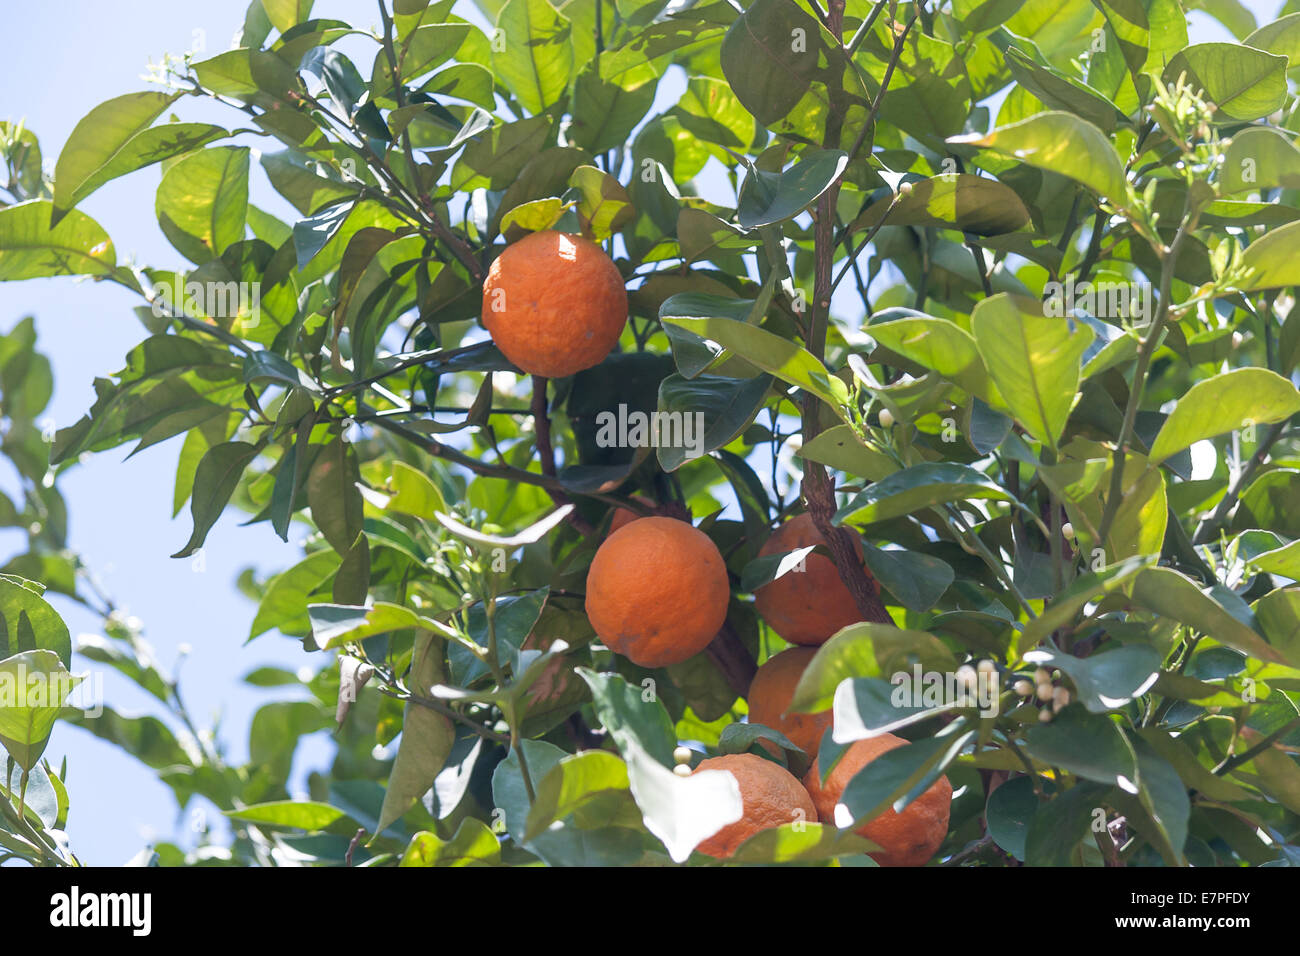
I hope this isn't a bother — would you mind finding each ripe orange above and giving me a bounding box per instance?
[585,517,729,668]
[609,494,654,533]
[481,230,627,378]
[753,512,873,645]
[803,734,953,867]
[747,646,832,757]
[692,753,817,858]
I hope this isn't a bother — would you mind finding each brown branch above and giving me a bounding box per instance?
[705,621,758,698]
[798,0,892,627]
[531,376,597,537]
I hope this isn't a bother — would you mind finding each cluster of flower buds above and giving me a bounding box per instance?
[1013,667,1071,722]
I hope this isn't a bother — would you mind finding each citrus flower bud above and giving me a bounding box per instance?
[672,763,692,778]
[879,408,895,428]
[1036,683,1054,702]
[1061,522,1075,539]
[1033,668,1050,685]
[1038,707,1053,723]
[1014,679,1034,697]
[673,746,693,766]
[976,659,996,674]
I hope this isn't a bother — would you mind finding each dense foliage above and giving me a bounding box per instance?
[3,0,1300,866]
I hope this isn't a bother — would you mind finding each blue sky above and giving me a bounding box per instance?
[0,0,1280,865]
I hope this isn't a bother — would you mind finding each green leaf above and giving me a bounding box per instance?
[1023,780,1108,866]
[249,549,342,640]
[1014,555,1153,656]
[860,542,955,612]
[56,120,227,221]
[985,775,1036,861]
[51,92,180,222]
[1148,368,1300,464]
[1005,47,1126,132]
[737,150,848,230]
[1132,566,1285,663]
[852,174,1030,236]
[971,294,1093,451]
[728,822,879,864]
[0,650,82,770]
[493,0,574,115]
[568,165,634,241]
[797,425,898,481]
[0,201,117,280]
[1222,127,1300,194]
[226,800,348,830]
[834,462,1017,527]
[574,668,676,768]
[491,737,566,843]
[383,461,448,520]
[1239,219,1300,289]
[1024,706,1137,789]
[0,576,72,667]
[789,622,958,715]
[434,505,573,550]
[1130,739,1189,865]
[720,0,835,128]
[261,0,314,33]
[243,350,318,391]
[657,292,760,378]
[1023,645,1162,713]
[660,315,850,416]
[951,112,1128,200]
[172,441,260,558]
[523,750,631,841]
[374,630,455,836]
[499,197,567,237]
[399,819,500,866]
[306,436,363,555]
[260,152,358,216]
[1254,587,1300,666]
[569,53,659,154]
[717,722,802,759]
[655,373,771,472]
[865,312,990,399]
[1163,43,1287,120]
[156,147,250,264]
[675,77,755,150]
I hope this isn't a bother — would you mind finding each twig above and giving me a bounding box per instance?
[346,827,366,866]
[531,376,597,537]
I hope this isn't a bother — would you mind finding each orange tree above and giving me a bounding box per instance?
[3,0,1300,867]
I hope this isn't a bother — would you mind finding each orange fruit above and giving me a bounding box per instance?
[803,734,952,867]
[585,517,729,668]
[609,494,654,533]
[692,753,817,858]
[747,646,832,757]
[481,230,627,377]
[753,512,872,646]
